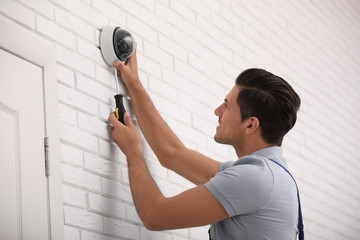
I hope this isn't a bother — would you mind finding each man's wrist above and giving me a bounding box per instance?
[126,148,145,166]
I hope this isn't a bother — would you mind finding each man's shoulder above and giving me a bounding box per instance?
[233,155,267,167]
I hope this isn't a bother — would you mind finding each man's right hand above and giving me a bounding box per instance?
[113,49,140,87]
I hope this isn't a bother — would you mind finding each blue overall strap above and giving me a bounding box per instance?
[269,159,304,240]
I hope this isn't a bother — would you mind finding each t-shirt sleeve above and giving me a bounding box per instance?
[219,161,235,171]
[205,157,274,217]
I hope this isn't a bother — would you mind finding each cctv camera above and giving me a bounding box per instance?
[100,26,136,65]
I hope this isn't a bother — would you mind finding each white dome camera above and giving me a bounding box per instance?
[100,26,136,65]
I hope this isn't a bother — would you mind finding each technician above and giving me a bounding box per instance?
[108,49,303,239]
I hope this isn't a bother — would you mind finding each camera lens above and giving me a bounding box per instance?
[113,27,135,61]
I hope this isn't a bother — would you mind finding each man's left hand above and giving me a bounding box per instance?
[109,112,142,157]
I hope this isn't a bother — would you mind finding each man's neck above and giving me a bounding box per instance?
[234,143,277,158]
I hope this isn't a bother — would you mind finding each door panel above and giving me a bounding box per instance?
[0,49,49,240]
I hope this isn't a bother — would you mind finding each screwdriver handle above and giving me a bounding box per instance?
[114,94,126,124]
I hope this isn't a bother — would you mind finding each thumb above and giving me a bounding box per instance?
[114,60,125,71]
[123,112,133,126]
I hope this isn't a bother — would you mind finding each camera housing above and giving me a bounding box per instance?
[100,26,136,65]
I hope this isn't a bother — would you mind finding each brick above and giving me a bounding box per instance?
[102,178,133,203]
[127,15,158,45]
[192,115,217,136]
[155,1,185,30]
[137,53,162,79]
[210,12,233,36]
[151,94,191,125]
[170,0,196,23]
[57,64,75,87]
[190,226,211,239]
[213,68,234,89]
[125,204,140,223]
[60,123,98,152]
[76,73,113,104]
[53,0,109,28]
[62,184,86,208]
[98,139,126,164]
[144,41,173,69]
[167,169,194,189]
[146,158,167,180]
[207,137,232,159]
[139,6,172,38]
[154,176,186,198]
[92,0,125,25]
[84,152,121,180]
[57,84,98,115]
[64,225,80,240]
[62,164,101,192]
[137,0,155,11]
[157,0,169,7]
[95,65,117,89]
[219,5,242,30]
[140,227,172,240]
[162,68,196,95]
[60,143,83,166]
[81,231,118,240]
[178,92,207,118]
[121,166,129,184]
[159,35,187,62]
[188,52,213,76]
[185,1,210,19]
[103,217,140,239]
[58,103,77,126]
[56,46,96,78]
[173,60,221,106]
[110,0,140,16]
[36,15,76,50]
[0,0,35,29]
[172,235,189,240]
[19,0,54,20]
[76,38,104,66]
[98,102,112,121]
[166,228,189,239]
[64,206,102,231]
[195,14,221,41]
[87,192,126,219]
[149,76,178,103]
[198,0,219,12]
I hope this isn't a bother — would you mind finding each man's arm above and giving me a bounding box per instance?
[109,113,228,230]
[114,51,220,185]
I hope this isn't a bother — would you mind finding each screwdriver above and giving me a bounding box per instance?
[114,67,126,124]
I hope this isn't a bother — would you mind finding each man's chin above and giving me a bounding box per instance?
[214,134,222,144]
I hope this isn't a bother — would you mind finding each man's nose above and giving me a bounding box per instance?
[214,104,222,116]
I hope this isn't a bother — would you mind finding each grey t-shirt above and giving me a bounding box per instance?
[205,147,299,240]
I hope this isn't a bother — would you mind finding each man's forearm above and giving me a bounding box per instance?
[126,80,185,162]
[127,151,165,230]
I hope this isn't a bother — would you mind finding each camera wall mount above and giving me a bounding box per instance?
[100,26,136,65]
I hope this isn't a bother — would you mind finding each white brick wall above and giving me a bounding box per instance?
[2,0,360,239]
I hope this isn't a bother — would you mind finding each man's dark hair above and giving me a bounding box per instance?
[235,68,301,145]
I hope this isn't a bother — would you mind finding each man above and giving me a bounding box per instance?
[109,50,302,239]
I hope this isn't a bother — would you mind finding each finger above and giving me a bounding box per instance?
[114,60,125,71]
[109,112,123,127]
[108,112,116,125]
[128,48,137,65]
[123,112,133,127]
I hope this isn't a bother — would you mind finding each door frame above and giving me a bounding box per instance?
[0,19,64,240]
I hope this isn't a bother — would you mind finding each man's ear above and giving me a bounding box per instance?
[246,117,260,134]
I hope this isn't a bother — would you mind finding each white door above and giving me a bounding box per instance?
[0,49,50,239]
